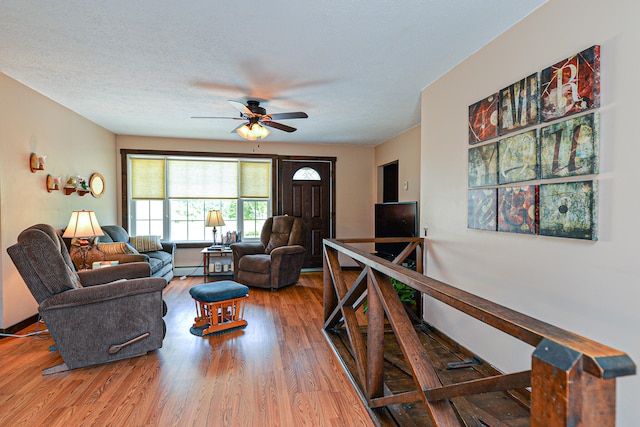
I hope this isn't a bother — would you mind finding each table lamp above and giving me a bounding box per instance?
[62,210,104,269]
[205,210,225,248]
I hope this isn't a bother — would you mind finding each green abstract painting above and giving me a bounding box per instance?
[468,142,498,187]
[498,130,539,184]
[539,180,598,240]
[468,188,497,231]
[540,113,599,179]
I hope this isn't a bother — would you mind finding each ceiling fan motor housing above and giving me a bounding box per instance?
[246,100,266,116]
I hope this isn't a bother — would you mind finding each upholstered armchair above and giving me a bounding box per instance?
[231,216,306,291]
[7,224,168,375]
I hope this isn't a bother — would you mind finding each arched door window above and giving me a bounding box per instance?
[292,166,321,181]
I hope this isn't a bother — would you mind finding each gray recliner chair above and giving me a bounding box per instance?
[7,224,168,375]
[231,216,306,291]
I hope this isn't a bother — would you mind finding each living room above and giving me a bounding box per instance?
[2,0,640,424]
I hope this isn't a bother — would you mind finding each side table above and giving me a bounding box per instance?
[201,247,233,281]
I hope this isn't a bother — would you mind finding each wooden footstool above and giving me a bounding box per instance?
[189,281,249,336]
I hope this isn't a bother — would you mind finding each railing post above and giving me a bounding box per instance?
[366,266,385,401]
[323,245,337,323]
[531,338,616,426]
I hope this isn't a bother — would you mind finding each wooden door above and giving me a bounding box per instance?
[279,159,334,268]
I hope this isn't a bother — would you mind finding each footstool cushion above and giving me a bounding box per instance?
[189,280,249,337]
[189,281,249,302]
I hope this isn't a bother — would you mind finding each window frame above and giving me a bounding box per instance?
[121,149,277,244]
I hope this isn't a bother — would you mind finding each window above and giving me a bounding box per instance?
[293,166,321,181]
[128,155,271,242]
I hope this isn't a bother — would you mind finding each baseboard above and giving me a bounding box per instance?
[0,314,40,339]
[174,266,205,277]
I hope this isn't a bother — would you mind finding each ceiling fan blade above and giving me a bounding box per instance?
[262,121,297,133]
[264,112,308,120]
[228,100,253,116]
[191,116,244,120]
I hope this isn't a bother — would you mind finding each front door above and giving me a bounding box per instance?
[279,159,334,268]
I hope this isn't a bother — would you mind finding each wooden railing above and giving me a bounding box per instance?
[323,237,636,426]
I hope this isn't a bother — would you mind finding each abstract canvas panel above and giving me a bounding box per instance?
[498,185,538,234]
[469,93,499,144]
[499,73,539,136]
[498,130,539,184]
[468,142,498,187]
[468,188,497,231]
[540,113,599,179]
[540,45,600,122]
[539,180,598,240]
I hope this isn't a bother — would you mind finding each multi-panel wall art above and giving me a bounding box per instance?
[467,45,600,240]
[468,142,498,187]
[539,181,598,240]
[498,185,538,234]
[469,93,499,144]
[540,113,599,179]
[540,45,600,122]
[468,189,497,231]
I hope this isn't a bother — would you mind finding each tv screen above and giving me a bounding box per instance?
[374,201,418,263]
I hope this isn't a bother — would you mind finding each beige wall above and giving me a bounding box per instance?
[0,73,117,328]
[421,0,640,423]
[375,125,421,203]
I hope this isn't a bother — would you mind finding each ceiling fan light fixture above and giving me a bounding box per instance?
[237,123,270,141]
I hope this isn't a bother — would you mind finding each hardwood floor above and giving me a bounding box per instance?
[0,273,375,427]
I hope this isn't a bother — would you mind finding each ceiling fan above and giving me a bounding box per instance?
[192,100,308,140]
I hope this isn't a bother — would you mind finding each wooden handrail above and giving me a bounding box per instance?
[323,237,636,426]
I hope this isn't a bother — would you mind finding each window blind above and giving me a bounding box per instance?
[240,161,271,198]
[167,159,238,198]
[131,158,165,200]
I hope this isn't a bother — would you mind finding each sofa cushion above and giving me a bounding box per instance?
[100,225,131,243]
[130,235,163,252]
[147,250,172,267]
[69,245,106,271]
[238,254,271,274]
[148,257,163,275]
[98,242,139,255]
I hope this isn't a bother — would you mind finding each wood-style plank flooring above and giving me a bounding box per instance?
[0,272,375,427]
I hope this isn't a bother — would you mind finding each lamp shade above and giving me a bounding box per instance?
[62,210,105,238]
[236,123,270,141]
[205,210,225,227]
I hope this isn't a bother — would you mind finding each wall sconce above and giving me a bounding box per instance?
[30,153,46,172]
[46,174,61,192]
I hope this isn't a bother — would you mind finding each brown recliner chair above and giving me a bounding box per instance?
[231,216,306,291]
[7,224,168,375]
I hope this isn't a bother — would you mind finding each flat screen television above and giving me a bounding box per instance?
[374,201,419,264]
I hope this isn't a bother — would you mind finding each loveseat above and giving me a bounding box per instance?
[97,225,175,282]
[64,225,175,281]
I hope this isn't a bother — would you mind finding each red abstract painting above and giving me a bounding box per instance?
[540,45,600,122]
[469,93,499,144]
[498,185,538,234]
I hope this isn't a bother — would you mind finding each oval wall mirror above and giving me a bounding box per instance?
[89,173,105,198]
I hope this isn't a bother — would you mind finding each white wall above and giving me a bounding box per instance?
[0,73,117,328]
[421,0,639,424]
[375,125,421,203]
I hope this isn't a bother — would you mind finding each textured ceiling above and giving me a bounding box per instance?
[0,1,546,146]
